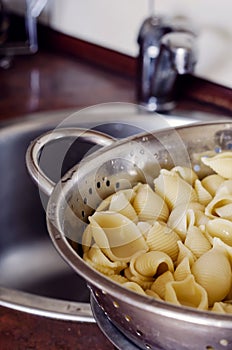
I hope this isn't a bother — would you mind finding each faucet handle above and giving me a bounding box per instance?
[161,32,197,74]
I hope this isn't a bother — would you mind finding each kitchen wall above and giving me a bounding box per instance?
[4,0,232,88]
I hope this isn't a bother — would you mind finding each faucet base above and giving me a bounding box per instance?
[140,98,176,113]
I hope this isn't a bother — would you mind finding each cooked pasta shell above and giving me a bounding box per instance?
[165,274,208,310]
[83,244,127,275]
[211,302,226,314]
[174,256,192,281]
[109,274,129,284]
[96,188,136,212]
[216,179,232,196]
[211,302,232,314]
[199,225,213,245]
[201,174,224,197]
[171,166,198,185]
[130,250,174,278]
[194,179,212,206]
[133,183,169,222]
[109,191,138,223]
[205,194,232,220]
[201,152,232,179]
[82,224,93,253]
[185,226,211,258]
[206,218,232,246]
[154,169,197,210]
[176,240,196,267]
[124,267,153,290]
[145,289,162,299]
[168,206,196,241]
[137,221,152,238]
[146,221,180,261]
[194,210,209,227]
[89,211,148,262]
[222,302,232,314]
[151,271,174,299]
[211,237,232,265]
[191,246,232,306]
[122,281,146,295]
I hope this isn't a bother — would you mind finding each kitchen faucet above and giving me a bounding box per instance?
[137,16,197,112]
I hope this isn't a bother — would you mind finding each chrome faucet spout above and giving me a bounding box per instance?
[137,16,197,112]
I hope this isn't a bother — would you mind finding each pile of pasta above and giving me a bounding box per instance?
[82,151,232,314]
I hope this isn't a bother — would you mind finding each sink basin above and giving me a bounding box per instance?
[0,103,230,320]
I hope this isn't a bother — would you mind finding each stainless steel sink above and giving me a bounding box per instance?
[0,103,230,320]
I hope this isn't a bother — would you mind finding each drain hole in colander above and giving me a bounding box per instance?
[112,301,119,308]
[136,330,143,337]
[205,346,215,350]
[124,315,131,322]
[97,181,101,188]
[106,179,110,187]
[220,339,229,347]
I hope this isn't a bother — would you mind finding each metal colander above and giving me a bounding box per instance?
[26,122,232,350]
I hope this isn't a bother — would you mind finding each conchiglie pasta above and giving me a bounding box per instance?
[109,274,129,284]
[145,289,162,299]
[170,166,198,185]
[83,244,127,275]
[123,281,147,295]
[146,221,179,261]
[137,221,152,238]
[176,240,196,266]
[205,195,232,220]
[109,191,138,222]
[191,246,232,306]
[167,202,205,240]
[89,211,148,262]
[96,188,136,212]
[124,267,154,290]
[216,179,232,196]
[206,218,232,246]
[150,271,174,299]
[211,302,232,314]
[154,169,197,210]
[201,151,232,179]
[81,150,232,314]
[194,179,212,206]
[130,250,174,278]
[201,174,224,196]
[184,226,211,258]
[133,183,169,222]
[174,256,192,281]
[165,274,208,310]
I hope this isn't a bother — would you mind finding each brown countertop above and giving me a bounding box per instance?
[0,50,135,121]
[0,30,232,349]
[0,307,115,350]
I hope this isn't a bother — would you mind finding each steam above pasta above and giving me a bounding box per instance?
[82,150,232,314]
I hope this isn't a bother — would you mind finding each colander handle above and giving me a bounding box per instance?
[26,127,116,196]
